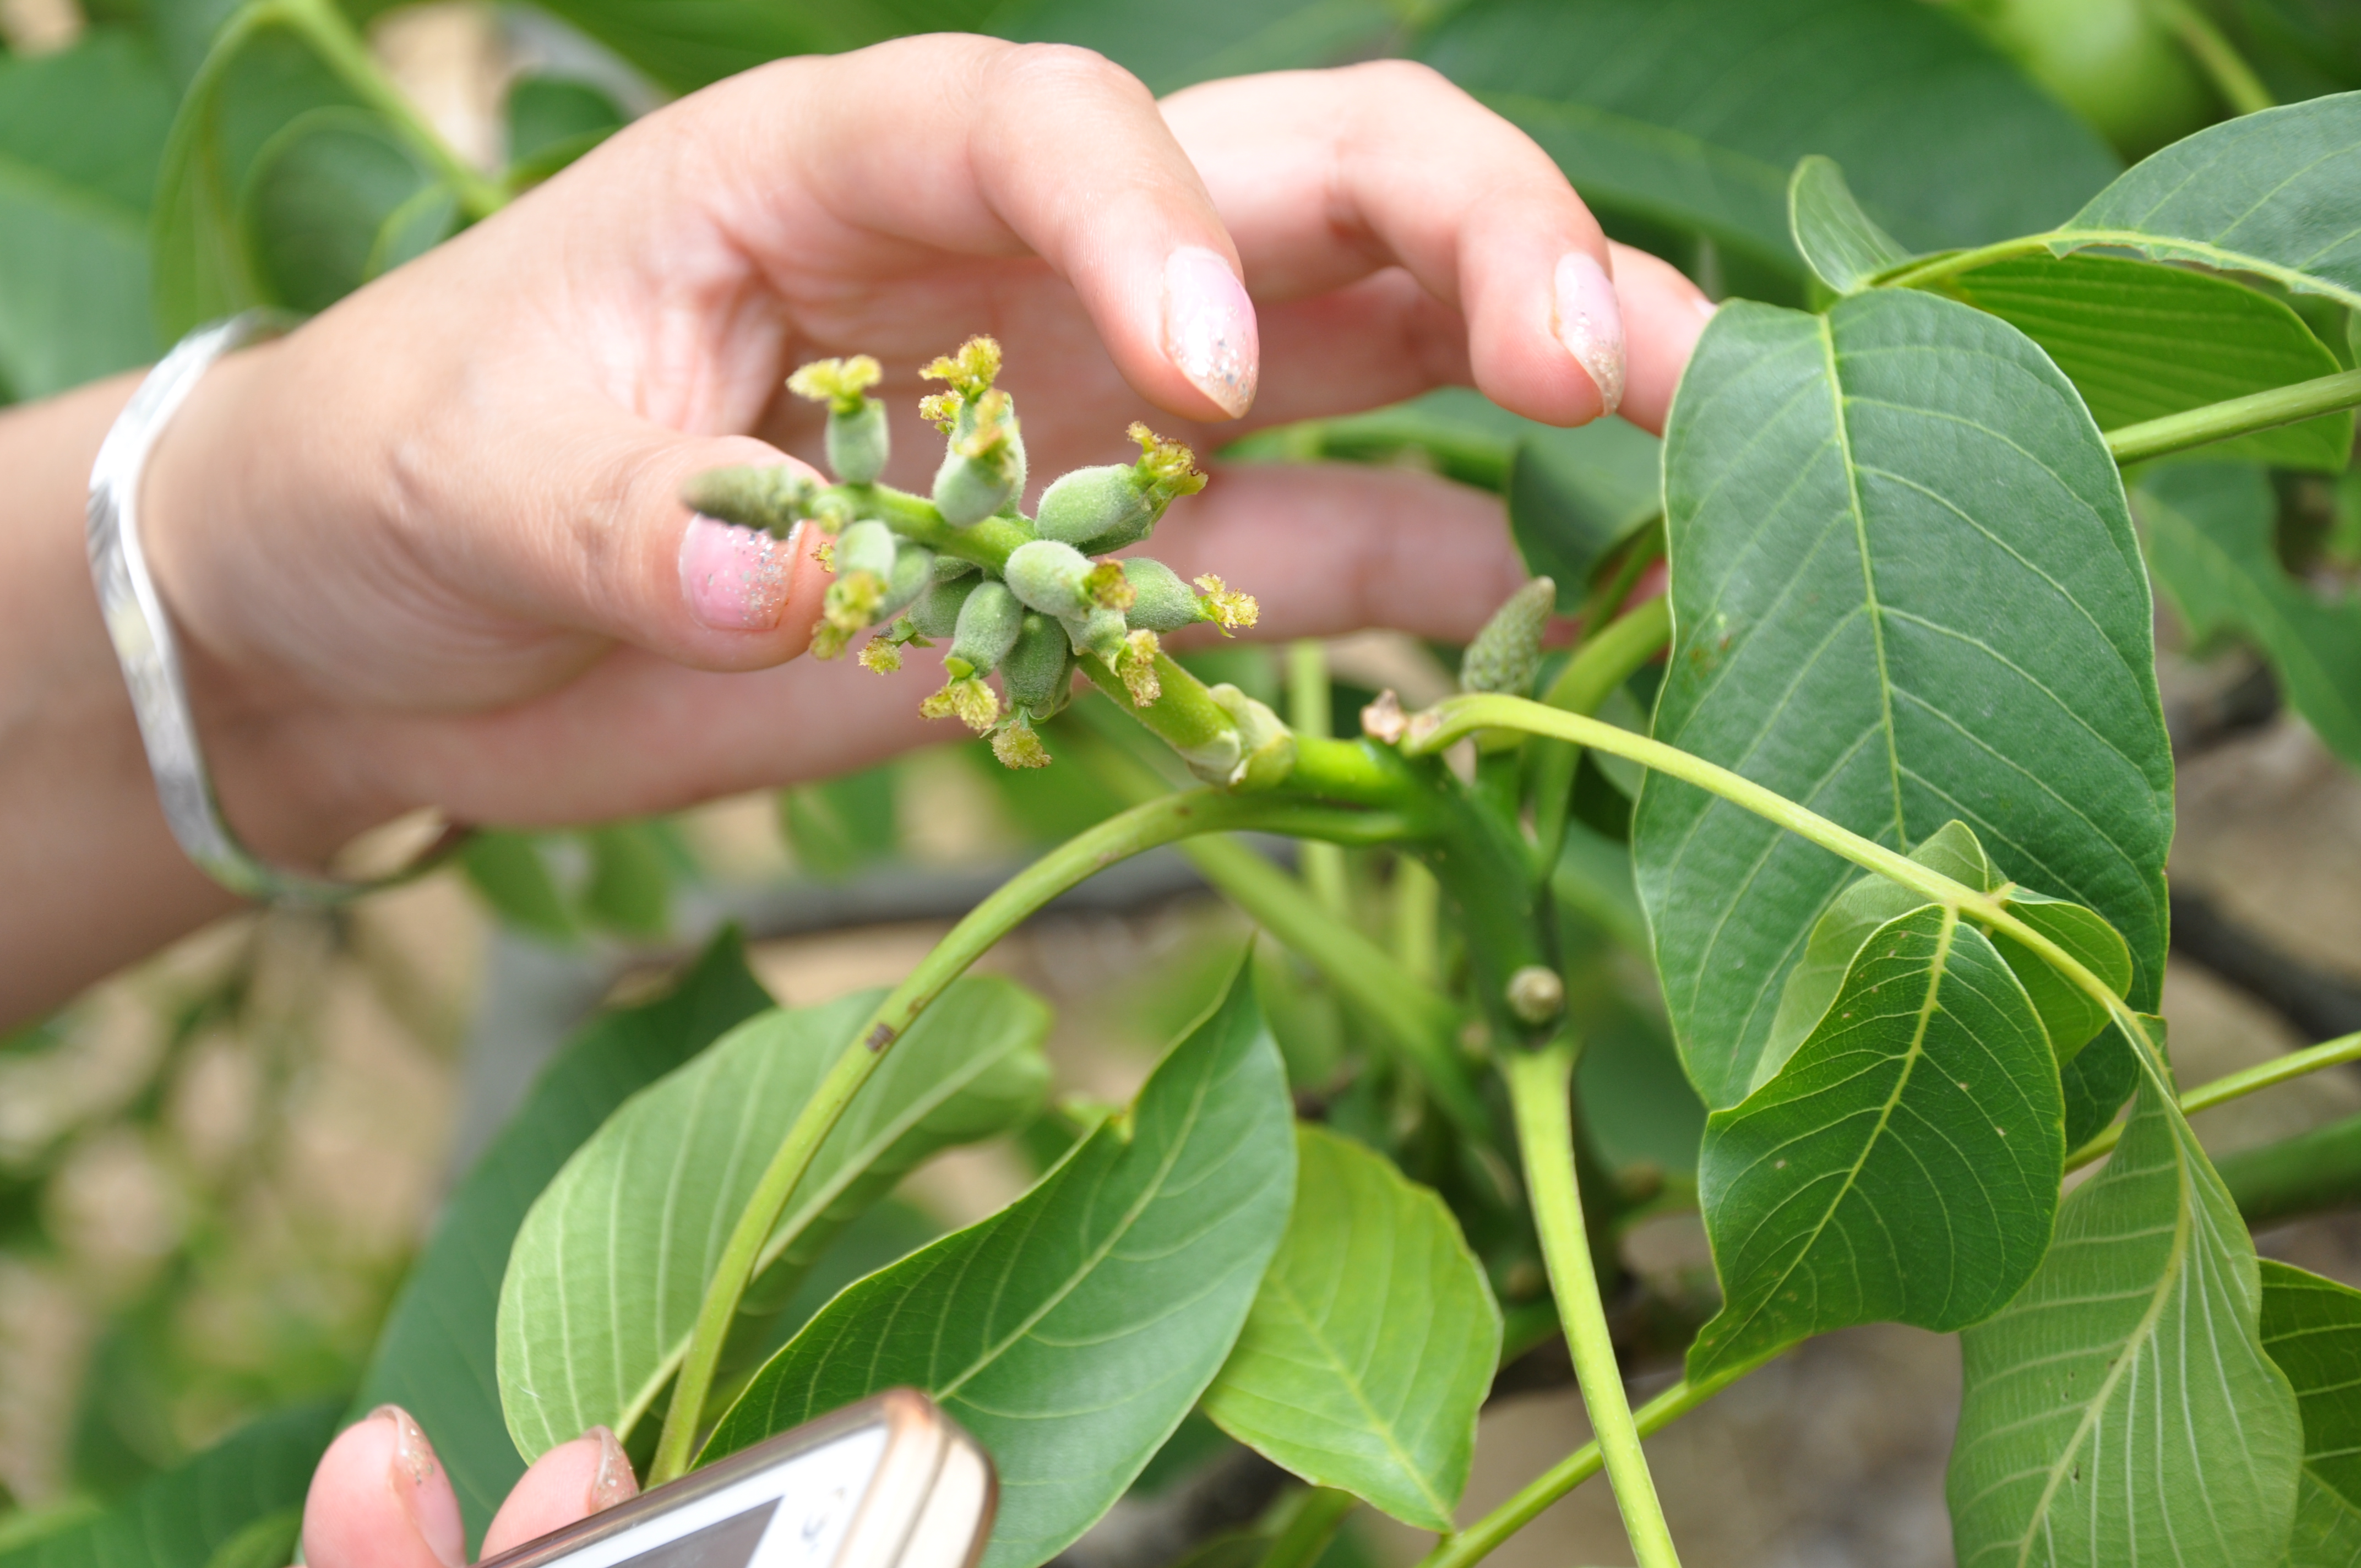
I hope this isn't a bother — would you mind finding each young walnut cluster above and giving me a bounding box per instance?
[682,339,1257,770]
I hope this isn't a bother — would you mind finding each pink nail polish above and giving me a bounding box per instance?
[1553,252,1626,418]
[1163,247,1259,418]
[371,1406,465,1568]
[587,1427,638,1513]
[680,515,795,631]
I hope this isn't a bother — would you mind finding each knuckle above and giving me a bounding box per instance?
[989,42,1149,106]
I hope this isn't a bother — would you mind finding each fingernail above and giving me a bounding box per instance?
[1553,252,1626,418]
[586,1427,638,1514]
[681,515,796,631]
[1163,246,1258,418]
[372,1406,464,1568]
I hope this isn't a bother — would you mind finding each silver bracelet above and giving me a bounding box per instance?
[86,312,469,906]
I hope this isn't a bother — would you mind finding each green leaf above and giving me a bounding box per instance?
[1422,0,2118,279]
[1934,254,2353,473]
[1506,418,1662,612]
[2056,90,2361,311]
[1635,290,2173,1110]
[1947,1075,2301,1566]
[1787,154,1910,296]
[0,1403,336,1568]
[2261,1261,2361,1567]
[0,32,172,399]
[2060,1013,2145,1155]
[461,831,578,942]
[700,962,1296,1568]
[503,74,624,170]
[579,821,673,938]
[350,932,770,1549]
[151,12,358,335]
[991,0,1396,96]
[2138,462,2361,771]
[496,977,1050,1461]
[518,0,988,96]
[1201,1126,1499,1531]
[780,766,899,879]
[1689,897,2061,1380]
[240,105,454,312]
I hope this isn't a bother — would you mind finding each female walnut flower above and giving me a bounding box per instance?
[681,338,1269,778]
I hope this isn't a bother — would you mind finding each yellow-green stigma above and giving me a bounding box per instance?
[1194,574,1259,634]
[786,355,883,415]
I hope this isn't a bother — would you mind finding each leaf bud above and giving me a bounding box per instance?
[1506,965,1565,1026]
[1122,559,1206,633]
[680,465,814,537]
[948,580,1024,677]
[1459,578,1556,696]
[1005,539,1095,617]
[1209,683,1297,790]
[909,575,980,640]
[932,389,1026,526]
[991,712,1052,769]
[1002,612,1078,717]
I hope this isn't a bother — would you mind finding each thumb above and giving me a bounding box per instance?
[302,1407,466,1568]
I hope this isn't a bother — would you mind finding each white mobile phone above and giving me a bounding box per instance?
[481,1392,996,1568]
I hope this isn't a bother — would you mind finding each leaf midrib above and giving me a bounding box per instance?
[932,1042,1229,1404]
[1711,907,1957,1362]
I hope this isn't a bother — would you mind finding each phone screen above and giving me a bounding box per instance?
[561,1423,890,1568]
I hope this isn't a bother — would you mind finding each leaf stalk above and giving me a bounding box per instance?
[2065,1028,2361,1171]
[1505,1039,1683,1568]
[2103,367,2361,465]
[646,789,1409,1484]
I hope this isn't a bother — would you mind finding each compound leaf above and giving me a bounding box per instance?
[2261,1261,2361,1567]
[1636,290,2172,1110]
[1788,154,1911,296]
[701,963,1296,1568]
[2137,462,2361,770]
[1689,900,2061,1379]
[352,931,770,1549]
[0,1403,336,1568]
[1935,254,2352,473]
[1201,1126,1499,1530]
[498,977,1049,1461]
[2056,90,2361,310]
[1948,1076,2300,1566]
[1423,0,2117,281]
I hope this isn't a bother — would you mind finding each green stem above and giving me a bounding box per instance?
[1402,695,2168,1091]
[1413,1359,1767,1568]
[833,484,1035,573]
[1069,734,1484,1136]
[1258,1488,1358,1568]
[1875,234,2053,291]
[1542,595,1672,718]
[2065,1029,2361,1170]
[2146,0,2275,115]
[1506,1041,1682,1568]
[2219,1113,2361,1230]
[2105,368,2361,465]
[1393,856,1441,988]
[647,788,1402,1484]
[275,0,508,219]
[1288,641,1353,918]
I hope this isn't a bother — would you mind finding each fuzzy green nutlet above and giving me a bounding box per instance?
[1035,465,1154,551]
[878,542,933,619]
[948,580,1024,677]
[1460,578,1555,695]
[932,390,1026,527]
[836,519,897,582]
[1001,612,1077,717]
[1122,558,1207,633]
[909,575,980,640]
[680,465,813,537]
[787,357,891,487]
[1005,539,1095,617]
[1065,606,1130,663]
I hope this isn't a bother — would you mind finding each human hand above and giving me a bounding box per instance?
[302,1406,630,1568]
[139,36,1716,861]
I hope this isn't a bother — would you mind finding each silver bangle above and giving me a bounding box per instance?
[86,311,468,906]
